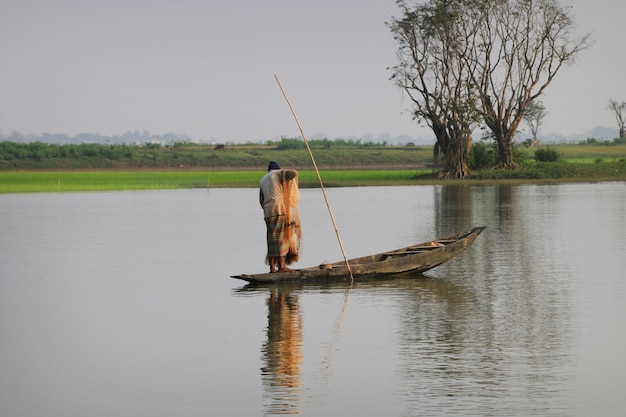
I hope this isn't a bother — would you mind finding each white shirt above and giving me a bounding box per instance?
[259,170,285,218]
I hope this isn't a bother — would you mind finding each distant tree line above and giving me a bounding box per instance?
[0,137,409,170]
[0,130,193,145]
[0,141,138,161]
[580,137,626,145]
[0,137,397,161]
[267,137,390,150]
[1,130,402,148]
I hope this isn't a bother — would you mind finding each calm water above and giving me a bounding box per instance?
[1,183,625,416]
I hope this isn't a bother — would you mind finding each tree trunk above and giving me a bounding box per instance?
[495,136,519,169]
[438,133,471,178]
[441,152,469,178]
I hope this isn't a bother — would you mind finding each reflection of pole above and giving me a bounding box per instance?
[274,75,354,283]
[320,288,350,379]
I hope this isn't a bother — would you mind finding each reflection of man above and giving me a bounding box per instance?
[259,161,301,273]
[262,290,302,414]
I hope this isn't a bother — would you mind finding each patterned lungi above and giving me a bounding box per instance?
[265,215,289,257]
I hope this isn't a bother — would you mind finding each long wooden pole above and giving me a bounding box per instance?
[274,75,354,283]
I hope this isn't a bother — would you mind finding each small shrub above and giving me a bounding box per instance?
[469,142,496,169]
[534,147,560,162]
[513,146,531,164]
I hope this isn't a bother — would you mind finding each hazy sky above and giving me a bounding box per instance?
[1,0,624,142]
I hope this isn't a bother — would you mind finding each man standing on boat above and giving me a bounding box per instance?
[259,161,302,273]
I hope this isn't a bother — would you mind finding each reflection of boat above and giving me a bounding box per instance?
[232,275,470,297]
[232,226,485,284]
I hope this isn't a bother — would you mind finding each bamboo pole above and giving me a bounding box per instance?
[274,75,354,283]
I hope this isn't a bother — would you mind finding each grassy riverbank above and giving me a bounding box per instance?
[1,141,625,193]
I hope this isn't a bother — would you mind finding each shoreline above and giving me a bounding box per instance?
[1,167,625,194]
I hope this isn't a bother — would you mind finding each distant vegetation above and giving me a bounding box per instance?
[0,138,433,170]
[2,136,626,170]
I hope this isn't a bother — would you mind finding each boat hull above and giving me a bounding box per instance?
[231,227,485,284]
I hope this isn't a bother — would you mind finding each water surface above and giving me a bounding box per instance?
[1,183,625,416]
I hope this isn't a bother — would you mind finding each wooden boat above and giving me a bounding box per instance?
[232,226,485,284]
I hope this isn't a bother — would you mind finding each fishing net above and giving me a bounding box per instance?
[282,169,301,265]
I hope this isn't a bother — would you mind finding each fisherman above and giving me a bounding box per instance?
[259,161,302,273]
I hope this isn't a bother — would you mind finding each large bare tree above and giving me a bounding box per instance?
[607,99,626,139]
[388,0,480,178]
[469,0,590,168]
[389,0,590,174]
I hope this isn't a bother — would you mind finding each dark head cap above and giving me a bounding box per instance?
[268,161,281,171]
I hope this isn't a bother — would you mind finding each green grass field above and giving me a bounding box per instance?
[0,170,434,193]
[550,143,626,160]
